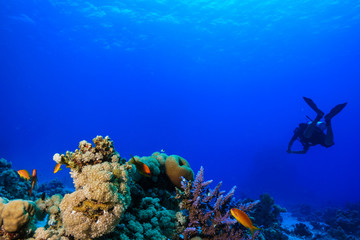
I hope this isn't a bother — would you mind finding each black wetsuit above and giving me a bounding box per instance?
[295,123,330,148]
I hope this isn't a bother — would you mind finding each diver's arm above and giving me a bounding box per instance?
[289,145,309,154]
[287,133,299,153]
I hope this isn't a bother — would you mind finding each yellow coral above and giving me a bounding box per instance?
[165,155,194,188]
[54,136,117,171]
[0,200,37,233]
[60,162,130,239]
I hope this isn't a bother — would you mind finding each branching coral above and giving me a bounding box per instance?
[53,135,117,171]
[176,167,258,240]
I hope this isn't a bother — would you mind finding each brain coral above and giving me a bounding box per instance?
[0,198,39,239]
[60,161,131,239]
[165,155,194,188]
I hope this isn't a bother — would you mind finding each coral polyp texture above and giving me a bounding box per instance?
[0,135,257,240]
[54,136,131,239]
[53,135,116,171]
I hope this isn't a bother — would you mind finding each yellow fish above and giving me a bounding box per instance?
[129,155,151,177]
[17,169,30,181]
[230,208,260,238]
[53,163,62,173]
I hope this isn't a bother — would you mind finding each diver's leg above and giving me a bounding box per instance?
[303,112,324,138]
[325,102,347,122]
[303,97,324,115]
[323,102,346,146]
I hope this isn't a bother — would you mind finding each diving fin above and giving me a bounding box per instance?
[303,97,324,115]
[325,102,347,122]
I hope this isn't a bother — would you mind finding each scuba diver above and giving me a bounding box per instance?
[287,97,347,154]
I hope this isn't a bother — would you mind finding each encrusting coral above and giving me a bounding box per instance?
[176,166,259,240]
[165,155,194,189]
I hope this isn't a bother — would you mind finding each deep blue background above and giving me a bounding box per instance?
[1,0,359,207]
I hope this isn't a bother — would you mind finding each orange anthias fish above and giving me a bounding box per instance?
[17,169,30,181]
[29,169,37,197]
[231,208,260,238]
[129,154,151,177]
[53,163,62,173]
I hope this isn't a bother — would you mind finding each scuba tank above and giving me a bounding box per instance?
[307,121,327,131]
[305,115,327,131]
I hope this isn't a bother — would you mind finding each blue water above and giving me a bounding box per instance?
[1,0,360,207]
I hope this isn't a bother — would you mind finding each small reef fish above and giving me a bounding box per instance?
[230,208,260,239]
[17,169,30,181]
[54,163,62,173]
[129,154,151,177]
[29,169,37,197]
[160,149,165,153]
[41,192,46,201]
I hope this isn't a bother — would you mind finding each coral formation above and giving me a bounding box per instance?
[252,193,287,228]
[291,202,360,239]
[56,136,131,239]
[0,158,31,200]
[165,155,194,188]
[246,193,287,240]
[176,166,258,240]
[0,198,38,239]
[116,195,178,240]
[293,223,312,237]
[36,179,71,198]
[54,135,116,171]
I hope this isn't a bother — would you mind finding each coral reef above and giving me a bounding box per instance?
[175,166,258,240]
[293,223,312,238]
[36,179,71,198]
[0,158,31,200]
[249,193,288,240]
[1,136,268,240]
[290,202,360,239]
[252,193,287,228]
[109,152,182,240]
